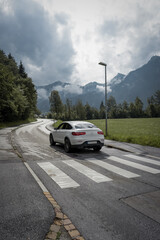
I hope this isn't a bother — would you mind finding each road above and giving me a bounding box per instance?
[4,119,160,239]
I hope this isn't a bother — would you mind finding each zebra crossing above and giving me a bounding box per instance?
[37,162,80,188]
[37,154,160,189]
[63,160,112,183]
[108,156,160,174]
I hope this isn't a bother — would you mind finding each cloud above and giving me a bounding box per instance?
[99,20,121,37]
[64,84,83,94]
[0,0,160,87]
[37,89,48,99]
[97,0,160,77]
[54,84,83,94]
[0,0,75,85]
[96,85,112,93]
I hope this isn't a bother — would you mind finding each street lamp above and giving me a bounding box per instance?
[98,62,107,136]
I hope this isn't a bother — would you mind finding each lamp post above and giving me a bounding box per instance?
[98,62,107,136]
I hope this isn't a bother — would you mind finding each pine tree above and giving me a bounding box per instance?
[19,61,27,78]
[49,90,63,119]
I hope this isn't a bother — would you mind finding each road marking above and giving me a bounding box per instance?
[125,154,160,166]
[63,160,112,183]
[88,160,140,178]
[108,156,160,174]
[24,162,48,192]
[37,162,80,189]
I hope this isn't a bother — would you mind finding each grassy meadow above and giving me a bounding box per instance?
[53,118,160,148]
[89,118,160,148]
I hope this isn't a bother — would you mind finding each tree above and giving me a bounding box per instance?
[49,90,63,119]
[122,101,129,118]
[75,100,86,120]
[129,102,136,118]
[65,98,72,120]
[0,67,28,121]
[154,90,160,105]
[85,102,93,120]
[146,90,160,117]
[99,101,105,119]
[92,107,99,119]
[107,96,117,118]
[0,50,37,122]
[107,96,116,111]
[134,97,144,117]
[19,61,27,78]
[116,104,123,118]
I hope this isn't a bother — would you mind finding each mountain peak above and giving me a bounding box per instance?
[148,55,160,64]
[109,73,125,86]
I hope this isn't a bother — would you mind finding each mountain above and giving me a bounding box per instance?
[36,81,107,112]
[36,56,160,113]
[109,73,126,87]
[110,56,160,105]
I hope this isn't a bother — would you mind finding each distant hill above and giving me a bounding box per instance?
[36,56,160,113]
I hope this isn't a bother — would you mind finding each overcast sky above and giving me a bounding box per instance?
[0,0,160,86]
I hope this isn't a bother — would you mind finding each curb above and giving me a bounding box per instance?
[44,192,85,240]
[105,143,133,153]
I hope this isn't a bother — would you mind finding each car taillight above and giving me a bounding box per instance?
[97,131,104,135]
[72,132,86,136]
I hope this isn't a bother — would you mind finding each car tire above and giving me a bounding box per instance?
[50,134,55,146]
[64,138,71,153]
[93,146,101,151]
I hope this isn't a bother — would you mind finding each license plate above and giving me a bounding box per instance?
[87,141,97,144]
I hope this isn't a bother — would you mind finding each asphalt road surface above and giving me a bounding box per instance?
[6,119,160,239]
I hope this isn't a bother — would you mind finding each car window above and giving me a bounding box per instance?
[57,123,65,129]
[57,123,72,130]
[75,123,96,129]
[65,123,72,129]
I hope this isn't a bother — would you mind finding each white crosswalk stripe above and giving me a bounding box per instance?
[37,162,80,189]
[125,154,160,166]
[88,160,140,178]
[63,160,112,183]
[108,156,160,174]
[37,154,160,189]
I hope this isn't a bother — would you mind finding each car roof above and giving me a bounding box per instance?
[63,121,97,127]
[64,121,91,124]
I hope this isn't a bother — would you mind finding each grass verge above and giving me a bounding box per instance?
[0,118,37,129]
[89,118,160,148]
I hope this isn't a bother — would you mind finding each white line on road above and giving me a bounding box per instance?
[37,162,80,189]
[88,160,140,178]
[125,154,160,166]
[108,156,160,174]
[24,162,48,192]
[63,160,112,183]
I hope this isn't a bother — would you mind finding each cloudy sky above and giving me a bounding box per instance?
[0,0,160,86]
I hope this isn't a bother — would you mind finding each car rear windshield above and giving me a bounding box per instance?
[75,123,96,129]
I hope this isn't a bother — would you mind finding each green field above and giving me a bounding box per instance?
[89,118,160,148]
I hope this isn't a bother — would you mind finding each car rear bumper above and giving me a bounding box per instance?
[71,140,104,149]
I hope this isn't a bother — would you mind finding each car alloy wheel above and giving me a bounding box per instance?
[50,134,55,146]
[64,138,71,153]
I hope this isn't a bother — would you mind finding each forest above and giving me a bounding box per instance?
[49,89,160,120]
[0,50,37,122]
